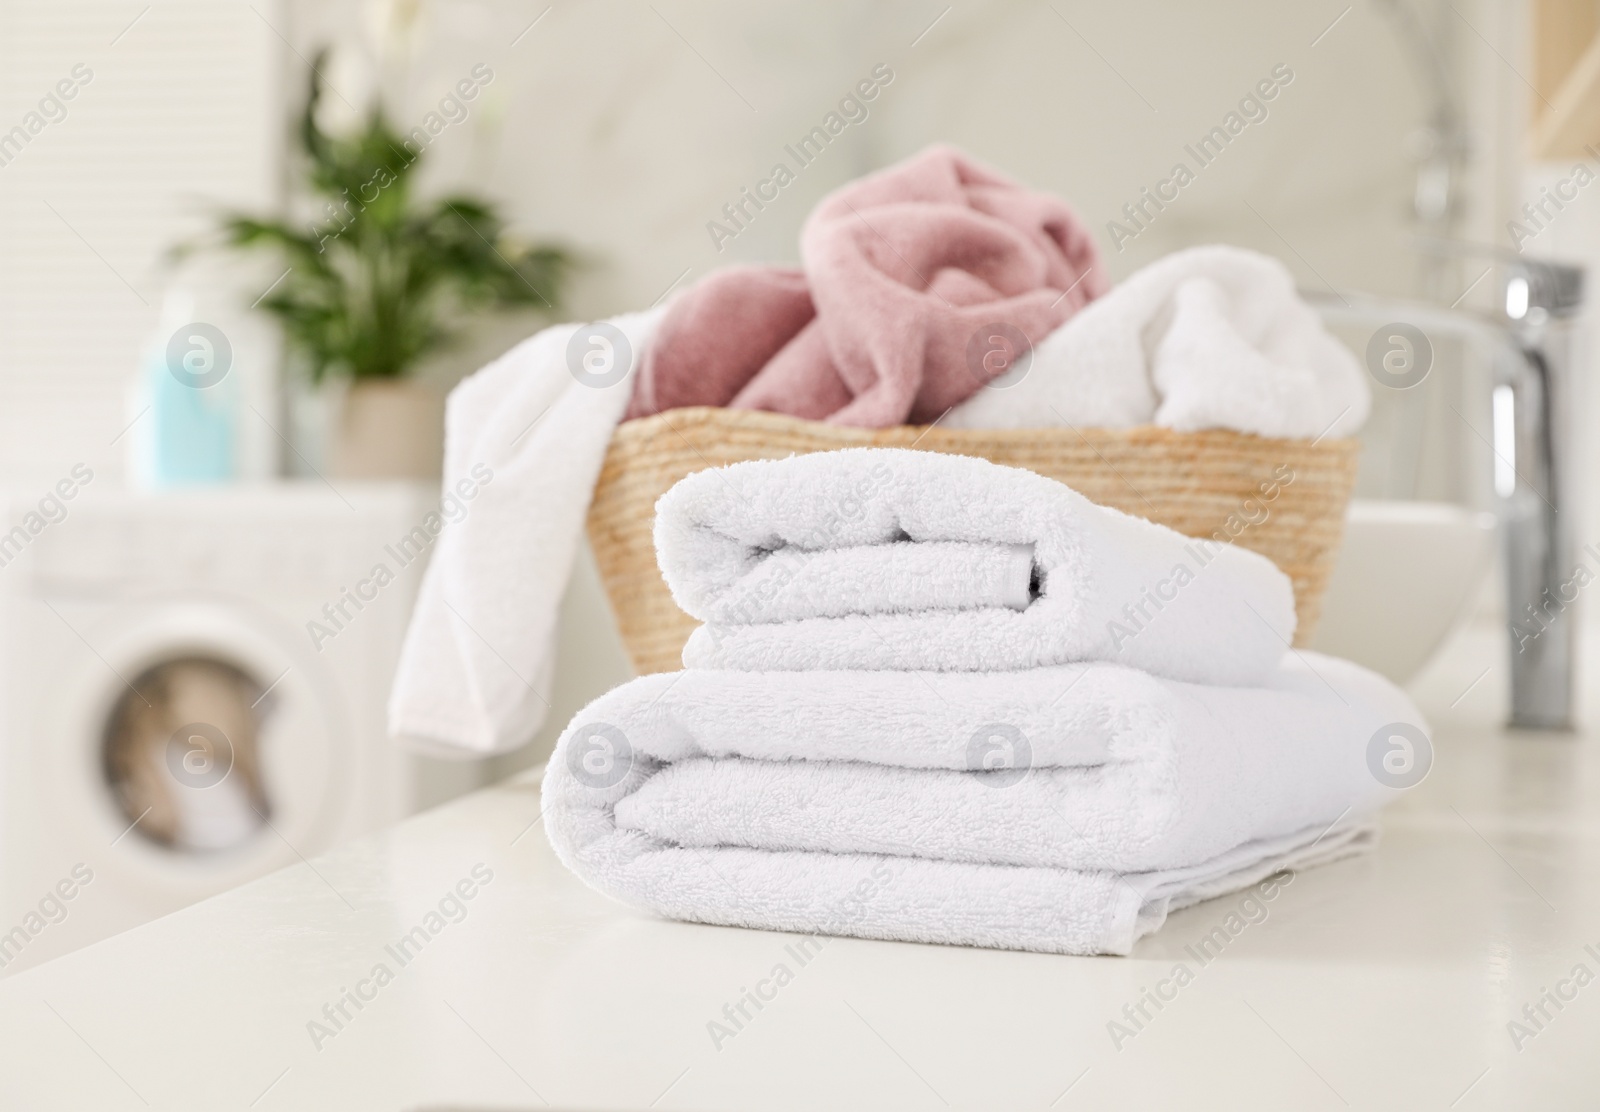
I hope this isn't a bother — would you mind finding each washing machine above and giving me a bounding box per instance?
[0,482,485,974]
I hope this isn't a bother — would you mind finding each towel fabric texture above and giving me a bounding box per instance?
[627,144,1107,427]
[542,659,1411,954]
[657,448,1296,685]
[947,244,1368,439]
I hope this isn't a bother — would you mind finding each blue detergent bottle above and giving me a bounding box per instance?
[132,292,239,487]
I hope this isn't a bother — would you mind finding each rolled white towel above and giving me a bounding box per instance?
[542,651,1426,955]
[947,244,1368,440]
[655,447,1296,686]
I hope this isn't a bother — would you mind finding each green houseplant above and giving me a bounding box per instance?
[211,52,570,477]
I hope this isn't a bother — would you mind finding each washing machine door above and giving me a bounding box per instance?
[47,601,346,900]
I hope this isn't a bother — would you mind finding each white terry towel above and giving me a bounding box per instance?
[946,244,1369,440]
[656,448,1296,686]
[388,308,666,756]
[542,652,1424,955]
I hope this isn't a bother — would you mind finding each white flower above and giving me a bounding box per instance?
[313,46,376,137]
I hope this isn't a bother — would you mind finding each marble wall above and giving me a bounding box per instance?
[283,0,1521,332]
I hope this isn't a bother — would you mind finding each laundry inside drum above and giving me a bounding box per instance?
[101,657,274,852]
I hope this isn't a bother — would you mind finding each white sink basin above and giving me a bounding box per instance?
[1311,500,1497,683]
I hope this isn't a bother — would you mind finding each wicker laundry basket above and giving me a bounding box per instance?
[586,407,1360,675]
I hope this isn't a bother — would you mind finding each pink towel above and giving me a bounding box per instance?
[628,145,1107,427]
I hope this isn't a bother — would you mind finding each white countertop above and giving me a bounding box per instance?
[3,624,1598,1111]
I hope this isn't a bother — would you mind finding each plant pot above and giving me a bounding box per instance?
[330,379,443,481]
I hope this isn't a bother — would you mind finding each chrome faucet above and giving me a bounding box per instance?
[1311,249,1585,729]
[1499,259,1584,730]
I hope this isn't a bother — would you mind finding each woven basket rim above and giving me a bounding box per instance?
[614,406,1360,453]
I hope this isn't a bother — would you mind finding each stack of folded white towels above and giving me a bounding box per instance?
[542,448,1428,955]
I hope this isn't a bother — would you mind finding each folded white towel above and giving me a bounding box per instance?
[657,448,1296,686]
[946,245,1369,440]
[542,651,1423,954]
[387,308,666,756]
